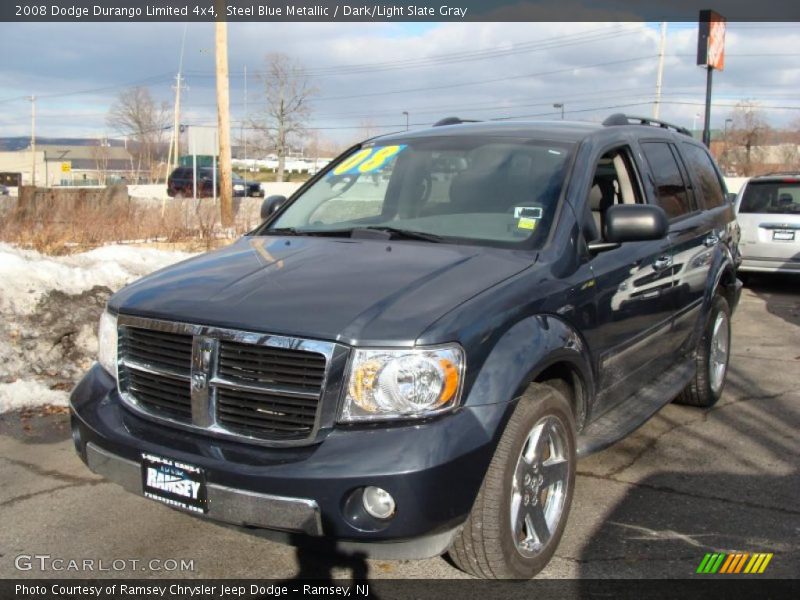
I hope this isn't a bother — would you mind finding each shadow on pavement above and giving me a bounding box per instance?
[576,470,799,578]
[741,271,800,327]
[576,359,800,579]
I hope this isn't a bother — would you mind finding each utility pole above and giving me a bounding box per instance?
[243,65,248,181]
[653,21,667,119]
[172,72,183,169]
[30,95,36,186]
[215,8,234,227]
[173,24,188,170]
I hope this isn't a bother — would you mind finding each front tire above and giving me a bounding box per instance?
[448,383,576,579]
[675,295,731,407]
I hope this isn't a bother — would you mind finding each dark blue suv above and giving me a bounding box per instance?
[71,115,741,578]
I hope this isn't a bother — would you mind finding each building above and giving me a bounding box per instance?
[0,143,136,187]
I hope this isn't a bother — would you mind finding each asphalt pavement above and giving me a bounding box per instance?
[1,274,798,580]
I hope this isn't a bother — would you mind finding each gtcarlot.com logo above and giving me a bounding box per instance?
[696,552,773,574]
[14,554,195,573]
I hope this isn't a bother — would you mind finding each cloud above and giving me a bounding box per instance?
[0,21,797,143]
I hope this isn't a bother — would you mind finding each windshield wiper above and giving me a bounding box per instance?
[359,226,444,243]
[266,227,351,237]
[266,226,444,242]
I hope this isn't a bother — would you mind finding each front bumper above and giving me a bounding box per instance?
[70,364,510,558]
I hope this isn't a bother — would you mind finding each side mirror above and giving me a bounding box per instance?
[260,195,287,220]
[588,204,668,253]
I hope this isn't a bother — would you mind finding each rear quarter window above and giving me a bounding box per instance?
[681,143,726,209]
[640,141,697,219]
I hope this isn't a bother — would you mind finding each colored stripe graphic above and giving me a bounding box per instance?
[733,553,749,573]
[699,552,773,574]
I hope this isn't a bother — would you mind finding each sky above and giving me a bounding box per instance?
[0,20,798,148]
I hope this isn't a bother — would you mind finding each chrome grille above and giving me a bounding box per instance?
[125,369,192,419]
[116,316,337,445]
[218,341,327,391]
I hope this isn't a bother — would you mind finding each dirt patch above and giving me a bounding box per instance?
[1,286,111,393]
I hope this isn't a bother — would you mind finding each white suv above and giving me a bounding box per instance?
[734,174,800,277]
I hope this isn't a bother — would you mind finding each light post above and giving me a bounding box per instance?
[402,111,409,131]
[553,103,564,120]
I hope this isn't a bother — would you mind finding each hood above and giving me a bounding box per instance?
[109,236,534,345]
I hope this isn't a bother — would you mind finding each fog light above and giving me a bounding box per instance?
[362,486,396,520]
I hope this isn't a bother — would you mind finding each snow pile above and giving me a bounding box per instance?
[0,243,192,315]
[0,380,70,411]
[0,243,196,413]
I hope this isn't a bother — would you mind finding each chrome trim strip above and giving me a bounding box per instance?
[121,359,190,382]
[116,314,343,447]
[85,443,322,536]
[210,376,320,399]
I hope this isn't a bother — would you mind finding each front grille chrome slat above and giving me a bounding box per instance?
[116,316,336,446]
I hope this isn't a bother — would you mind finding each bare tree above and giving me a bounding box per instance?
[107,87,170,183]
[727,101,771,176]
[92,139,111,186]
[255,53,317,182]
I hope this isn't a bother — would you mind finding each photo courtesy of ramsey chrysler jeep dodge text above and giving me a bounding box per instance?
[71,114,742,579]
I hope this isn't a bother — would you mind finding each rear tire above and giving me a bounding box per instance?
[448,383,576,579]
[675,295,731,407]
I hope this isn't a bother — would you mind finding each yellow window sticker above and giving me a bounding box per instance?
[332,148,373,176]
[517,217,537,230]
[330,145,407,177]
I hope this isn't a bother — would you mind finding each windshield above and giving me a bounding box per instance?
[740,180,800,214]
[261,135,574,248]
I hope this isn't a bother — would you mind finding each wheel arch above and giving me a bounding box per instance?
[462,314,595,431]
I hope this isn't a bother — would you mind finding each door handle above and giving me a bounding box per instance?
[653,256,673,271]
[704,234,720,247]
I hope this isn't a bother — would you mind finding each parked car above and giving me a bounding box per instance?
[71,114,741,579]
[734,173,800,279]
[167,166,259,198]
[0,184,9,196]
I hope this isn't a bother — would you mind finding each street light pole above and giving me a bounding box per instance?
[553,103,564,120]
[402,111,409,130]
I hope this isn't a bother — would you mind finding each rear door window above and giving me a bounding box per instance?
[640,141,697,219]
[740,180,800,215]
[681,143,726,209]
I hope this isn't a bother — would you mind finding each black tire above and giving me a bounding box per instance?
[675,295,731,407]
[448,383,576,579]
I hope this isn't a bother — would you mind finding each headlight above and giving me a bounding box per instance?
[340,345,464,422]
[97,310,118,378]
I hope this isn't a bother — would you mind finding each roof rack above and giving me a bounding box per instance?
[433,117,482,127]
[602,113,692,137]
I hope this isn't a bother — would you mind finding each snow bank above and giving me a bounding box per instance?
[0,243,194,315]
[0,243,197,413]
[0,380,69,413]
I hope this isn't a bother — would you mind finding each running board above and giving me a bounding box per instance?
[577,359,695,457]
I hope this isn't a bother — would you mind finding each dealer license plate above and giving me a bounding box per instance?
[141,453,207,514]
[772,230,795,241]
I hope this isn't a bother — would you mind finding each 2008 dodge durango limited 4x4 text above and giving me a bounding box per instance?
[71,114,742,579]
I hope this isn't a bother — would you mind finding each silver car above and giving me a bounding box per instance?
[734,174,800,277]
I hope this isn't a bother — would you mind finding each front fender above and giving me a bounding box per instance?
[462,314,594,418]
